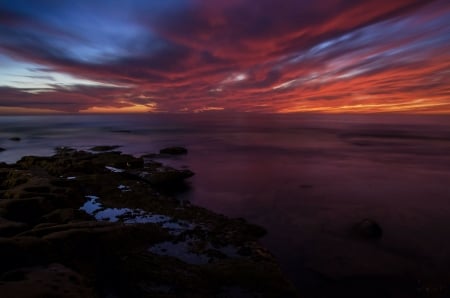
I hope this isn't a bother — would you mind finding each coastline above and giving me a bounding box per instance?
[0,147,297,297]
[1,114,449,297]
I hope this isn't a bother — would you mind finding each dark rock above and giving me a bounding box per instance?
[0,264,96,298]
[0,197,59,224]
[0,148,297,297]
[0,236,48,272]
[89,145,121,152]
[144,160,163,167]
[159,146,188,155]
[352,218,383,239]
[54,146,76,155]
[145,169,194,186]
[0,217,29,237]
[93,152,144,169]
[140,153,160,159]
[0,147,5,152]
[9,137,21,142]
[42,208,92,224]
[3,170,29,188]
[206,248,228,260]
[237,246,253,256]
[112,129,132,133]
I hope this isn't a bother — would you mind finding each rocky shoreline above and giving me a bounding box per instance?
[0,147,297,297]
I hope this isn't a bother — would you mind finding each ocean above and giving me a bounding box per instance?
[1,113,450,291]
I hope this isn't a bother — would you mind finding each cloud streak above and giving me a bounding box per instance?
[0,0,449,113]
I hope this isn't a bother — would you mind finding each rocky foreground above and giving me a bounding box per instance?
[0,147,297,298]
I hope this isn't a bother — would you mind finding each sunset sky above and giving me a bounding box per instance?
[0,0,449,114]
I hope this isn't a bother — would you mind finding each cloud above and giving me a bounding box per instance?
[0,0,449,113]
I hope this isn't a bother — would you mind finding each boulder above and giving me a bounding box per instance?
[352,218,383,239]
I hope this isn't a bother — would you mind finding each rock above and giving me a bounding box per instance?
[0,217,29,237]
[9,137,21,142]
[0,147,5,152]
[140,153,160,159]
[237,246,253,256]
[93,152,144,169]
[3,170,30,188]
[0,236,48,272]
[54,146,76,155]
[0,197,60,224]
[146,169,194,186]
[159,146,188,155]
[0,148,298,297]
[89,145,121,152]
[42,208,92,224]
[352,218,383,239]
[0,263,96,298]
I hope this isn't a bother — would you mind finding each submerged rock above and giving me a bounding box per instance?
[160,146,188,155]
[352,218,383,239]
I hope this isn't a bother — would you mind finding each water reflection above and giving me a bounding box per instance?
[1,113,450,290]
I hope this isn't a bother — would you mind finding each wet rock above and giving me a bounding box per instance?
[89,145,121,152]
[0,236,48,272]
[2,170,29,188]
[42,208,92,224]
[352,218,383,239]
[9,137,21,142]
[0,263,96,298]
[0,147,5,152]
[237,246,253,256]
[54,146,77,154]
[93,152,143,169]
[145,169,194,186]
[0,217,29,237]
[206,248,228,260]
[0,148,297,297]
[159,146,188,155]
[0,197,59,224]
[145,160,163,167]
[141,153,160,159]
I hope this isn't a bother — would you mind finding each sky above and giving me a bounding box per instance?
[0,0,449,114]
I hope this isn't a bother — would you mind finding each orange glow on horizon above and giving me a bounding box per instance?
[80,103,157,114]
[278,99,450,114]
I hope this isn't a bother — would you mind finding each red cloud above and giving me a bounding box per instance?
[0,0,448,114]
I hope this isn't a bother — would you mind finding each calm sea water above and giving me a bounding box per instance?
[1,113,450,289]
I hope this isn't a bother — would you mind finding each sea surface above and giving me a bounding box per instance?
[1,113,450,291]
